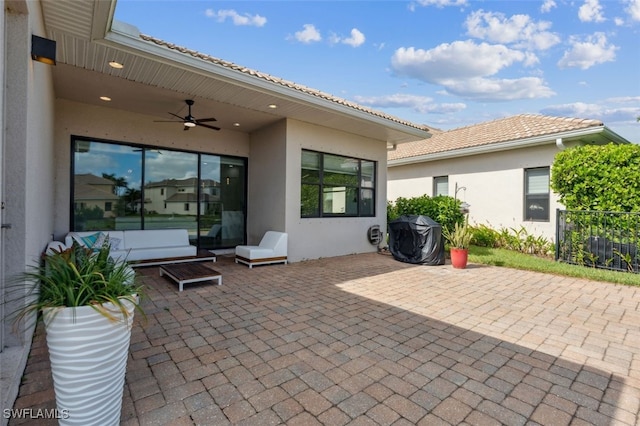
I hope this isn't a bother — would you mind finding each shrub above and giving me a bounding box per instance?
[387,195,464,232]
[470,224,554,257]
[551,143,640,212]
[470,224,500,248]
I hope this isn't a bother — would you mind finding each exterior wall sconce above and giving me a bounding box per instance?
[31,35,56,65]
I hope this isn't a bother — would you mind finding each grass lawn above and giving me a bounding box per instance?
[468,245,640,287]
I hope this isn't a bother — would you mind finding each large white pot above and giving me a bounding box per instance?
[43,298,136,426]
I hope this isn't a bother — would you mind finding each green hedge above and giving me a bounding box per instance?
[387,195,464,232]
[551,143,640,212]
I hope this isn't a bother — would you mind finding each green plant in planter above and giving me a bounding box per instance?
[11,238,145,425]
[443,218,473,249]
[13,239,144,324]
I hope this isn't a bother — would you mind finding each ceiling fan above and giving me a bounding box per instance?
[155,99,220,131]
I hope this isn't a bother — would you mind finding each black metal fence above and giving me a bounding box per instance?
[556,209,639,274]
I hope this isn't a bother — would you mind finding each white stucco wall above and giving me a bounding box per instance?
[1,0,57,418]
[388,144,564,240]
[52,99,250,238]
[284,120,388,262]
[246,120,287,243]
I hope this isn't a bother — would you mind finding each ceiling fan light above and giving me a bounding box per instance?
[184,121,196,128]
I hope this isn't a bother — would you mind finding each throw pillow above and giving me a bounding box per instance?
[108,237,122,251]
[79,232,102,248]
[93,232,107,249]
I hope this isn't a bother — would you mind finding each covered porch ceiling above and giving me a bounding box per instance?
[41,0,431,144]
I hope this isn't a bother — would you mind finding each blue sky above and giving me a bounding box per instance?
[114,0,640,142]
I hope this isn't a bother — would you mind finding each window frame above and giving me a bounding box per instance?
[70,135,248,249]
[301,149,376,218]
[523,166,550,222]
[433,176,449,197]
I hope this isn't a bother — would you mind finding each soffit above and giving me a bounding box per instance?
[41,0,430,143]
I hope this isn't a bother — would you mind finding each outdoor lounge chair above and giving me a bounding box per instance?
[235,231,288,268]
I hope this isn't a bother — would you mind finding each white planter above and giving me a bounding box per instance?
[43,298,136,426]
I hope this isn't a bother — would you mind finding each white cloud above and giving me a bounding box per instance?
[293,24,322,44]
[413,0,467,7]
[465,10,560,51]
[392,41,527,81]
[557,32,617,69]
[541,100,640,124]
[442,77,555,101]
[604,96,640,104]
[541,0,557,13]
[204,9,266,27]
[343,28,366,47]
[578,0,605,23]
[391,41,554,101]
[330,28,366,47]
[626,0,640,21]
[353,94,466,114]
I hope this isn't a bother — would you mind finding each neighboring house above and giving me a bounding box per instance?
[144,178,220,215]
[1,0,430,410]
[388,114,630,240]
[73,174,120,218]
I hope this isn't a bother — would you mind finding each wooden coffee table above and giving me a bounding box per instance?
[159,263,222,292]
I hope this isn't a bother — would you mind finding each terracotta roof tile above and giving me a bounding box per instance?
[388,114,603,161]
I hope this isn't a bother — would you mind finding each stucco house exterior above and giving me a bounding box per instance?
[387,114,630,240]
[0,0,431,413]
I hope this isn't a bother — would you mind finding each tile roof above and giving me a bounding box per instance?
[388,114,604,161]
[139,34,428,132]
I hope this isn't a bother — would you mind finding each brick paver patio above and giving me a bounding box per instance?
[10,252,640,425]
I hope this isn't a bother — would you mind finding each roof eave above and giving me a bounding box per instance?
[101,24,430,143]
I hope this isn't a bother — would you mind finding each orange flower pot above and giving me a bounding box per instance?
[450,248,469,269]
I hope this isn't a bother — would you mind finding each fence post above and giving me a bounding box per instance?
[555,208,560,261]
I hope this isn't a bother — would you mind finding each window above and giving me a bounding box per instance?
[301,150,376,218]
[524,167,550,221]
[71,137,247,250]
[433,176,449,196]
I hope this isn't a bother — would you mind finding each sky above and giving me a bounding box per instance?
[114,0,640,142]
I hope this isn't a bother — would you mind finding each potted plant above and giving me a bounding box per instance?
[442,218,473,269]
[12,238,143,425]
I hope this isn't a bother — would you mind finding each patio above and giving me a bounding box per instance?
[10,253,640,425]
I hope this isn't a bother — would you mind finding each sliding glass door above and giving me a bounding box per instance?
[72,137,246,250]
[199,155,246,249]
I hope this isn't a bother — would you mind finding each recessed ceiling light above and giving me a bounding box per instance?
[99,96,111,102]
[233,122,240,127]
[268,104,277,109]
[108,61,123,69]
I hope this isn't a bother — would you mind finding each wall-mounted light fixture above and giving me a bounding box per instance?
[31,35,56,65]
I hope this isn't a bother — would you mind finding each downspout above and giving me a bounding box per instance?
[555,137,566,150]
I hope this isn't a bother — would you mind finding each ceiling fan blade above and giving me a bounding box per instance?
[154,119,183,123]
[196,122,221,131]
[196,117,217,123]
[168,112,185,120]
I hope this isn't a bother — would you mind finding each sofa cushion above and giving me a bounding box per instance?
[67,231,125,251]
[124,229,190,249]
[65,229,196,262]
